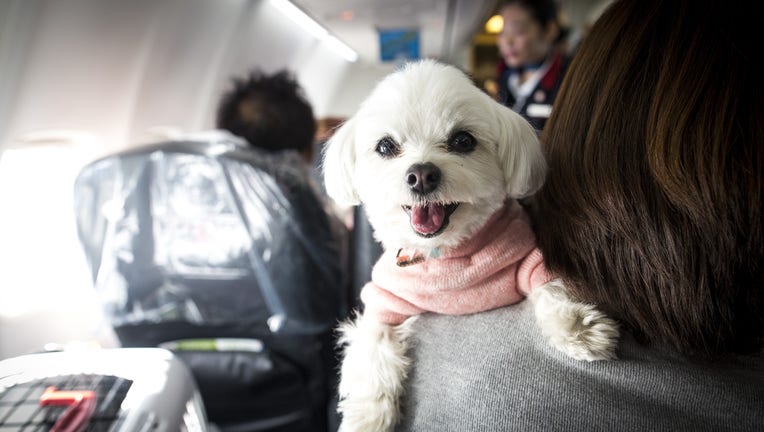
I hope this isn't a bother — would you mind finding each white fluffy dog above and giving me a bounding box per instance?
[323,59,619,432]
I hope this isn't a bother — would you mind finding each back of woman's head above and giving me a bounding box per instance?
[532,0,763,357]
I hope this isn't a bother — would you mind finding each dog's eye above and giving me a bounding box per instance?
[375,136,400,158]
[447,131,477,153]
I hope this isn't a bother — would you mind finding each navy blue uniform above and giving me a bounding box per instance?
[497,50,569,132]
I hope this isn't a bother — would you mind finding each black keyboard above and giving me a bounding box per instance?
[0,374,132,432]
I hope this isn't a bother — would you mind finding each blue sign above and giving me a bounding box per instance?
[379,29,420,62]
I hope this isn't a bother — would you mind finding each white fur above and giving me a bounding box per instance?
[530,279,620,361]
[323,60,545,250]
[323,59,619,432]
[336,314,417,432]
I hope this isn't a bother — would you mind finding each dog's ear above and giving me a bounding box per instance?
[493,105,547,198]
[322,117,361,206]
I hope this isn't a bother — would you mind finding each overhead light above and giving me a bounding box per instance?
[270,0,327,39]
[485,14,503,34]
[324,34,359,63]
[270,0,358,62]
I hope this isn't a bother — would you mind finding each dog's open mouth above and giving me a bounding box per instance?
[402,202,459,238]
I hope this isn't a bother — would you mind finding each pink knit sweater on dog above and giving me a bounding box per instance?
[361,200,552,325]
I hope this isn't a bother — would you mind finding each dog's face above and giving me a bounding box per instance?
[323,60,546,251]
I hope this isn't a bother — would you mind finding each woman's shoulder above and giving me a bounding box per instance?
[399,302,764,431]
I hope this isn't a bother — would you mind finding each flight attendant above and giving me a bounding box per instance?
[496,0,569,131]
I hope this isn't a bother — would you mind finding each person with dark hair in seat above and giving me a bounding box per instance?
[74,69,351,432]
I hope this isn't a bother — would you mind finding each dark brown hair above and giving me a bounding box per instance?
[532,0,763,357]
[216,70,316,153]
[500,0,559,28]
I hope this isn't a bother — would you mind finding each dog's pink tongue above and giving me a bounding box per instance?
[411,204,445,235]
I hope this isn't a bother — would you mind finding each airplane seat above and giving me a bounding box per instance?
[73,136,349,432]
[349,205,383,307]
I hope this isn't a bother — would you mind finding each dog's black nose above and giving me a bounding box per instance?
[406,162,441,195]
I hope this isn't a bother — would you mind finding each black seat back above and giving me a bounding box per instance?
[74,137,349,431]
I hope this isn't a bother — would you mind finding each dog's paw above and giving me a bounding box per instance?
[336,314,417,432]
[530,280,619,361]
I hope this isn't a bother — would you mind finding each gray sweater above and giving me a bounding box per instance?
[396,300,764,431]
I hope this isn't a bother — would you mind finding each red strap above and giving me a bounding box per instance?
[540,51,564,91]
[39,386,97,432]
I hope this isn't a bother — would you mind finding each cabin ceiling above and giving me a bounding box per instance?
[293,0,499,64]
[292,0,612,65]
